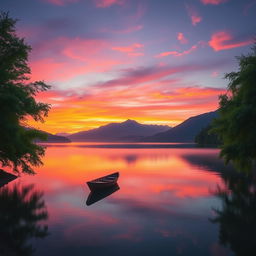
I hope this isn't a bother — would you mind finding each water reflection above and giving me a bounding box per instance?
[11,146,238,256]
[86,184,120,206]
[212,171,256,256]
[0,183,49,256]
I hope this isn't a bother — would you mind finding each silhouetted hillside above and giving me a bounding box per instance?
[36,131,71,143]
[142,111,218,142]
[68,119,170,142]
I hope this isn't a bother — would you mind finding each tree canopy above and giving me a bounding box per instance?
[212,43,256,172]
[195,124,222,147]
[0,12,51,174]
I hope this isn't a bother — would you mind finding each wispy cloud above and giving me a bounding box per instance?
[208,31,253,51]
[42,0,79,6]
[177,33,188,44]
[102,25,143,34]
[32,83,223,133]
[200,0,228,5]
[94,0,125,8]
[156,42,204,58]
[186,5,202,26]
[112,43,144,56]
[93,60,224,89]
[243,0,256,15]
[29,36,124,82]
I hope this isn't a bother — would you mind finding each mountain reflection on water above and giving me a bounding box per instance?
[0,182,49,256]
[2,145,255,256]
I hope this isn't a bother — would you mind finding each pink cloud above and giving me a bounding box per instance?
[94,61,223,89]
[42,0,79,6]
[29,37,124,81]
[177,33,188,44]
[112,43,144,56]
[94,0,125,8]
[208,31,253,51]
[156,44,199,58]
[186,5,202,26]
[211,71,219,77]
[200,0,228,5]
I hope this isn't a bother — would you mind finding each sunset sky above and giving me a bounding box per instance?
[2,0,255,133]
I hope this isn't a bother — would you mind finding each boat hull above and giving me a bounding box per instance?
[86,172,119,191]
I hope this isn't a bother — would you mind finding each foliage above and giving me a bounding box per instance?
[195,124,222,146]
[0,183,49,255]
[0,12,51,174]
[212,43,256,172]
[211,171,256,256]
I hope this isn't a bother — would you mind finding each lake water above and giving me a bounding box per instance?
[2,143,253,256]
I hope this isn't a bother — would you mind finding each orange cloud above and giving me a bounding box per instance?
[186,5,202,26]
[177,33,188,44]
[28,82,223,133]
[208,31,253,51]
[94,0,125,8]
[200,0,228,5]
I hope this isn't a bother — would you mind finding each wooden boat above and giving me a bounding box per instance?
[86,172,119,191]
[86,184,120,206]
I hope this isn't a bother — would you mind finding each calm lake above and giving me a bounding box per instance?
[3,143,253,256]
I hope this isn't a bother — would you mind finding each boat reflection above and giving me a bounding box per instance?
[0,183,49,256]
[211,171,256,256]
[86,183,120,206]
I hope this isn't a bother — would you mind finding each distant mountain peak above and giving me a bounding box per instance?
[68,119,170,142]
[122,119,139,125]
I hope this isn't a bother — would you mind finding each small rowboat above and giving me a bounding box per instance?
[86,172,119,191]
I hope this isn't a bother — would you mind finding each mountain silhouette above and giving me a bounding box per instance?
[142,111,218,142]
[36,131,71,143]
[68,119,170,142]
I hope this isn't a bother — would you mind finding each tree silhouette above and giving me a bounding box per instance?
[212,43,256,172]
[0,12,51,174]
[211,172,256,256]
[0,183,49,256]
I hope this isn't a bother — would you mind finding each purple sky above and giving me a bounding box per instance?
[1,0,255,133]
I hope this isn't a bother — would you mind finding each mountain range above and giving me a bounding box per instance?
[37,110,218,143]
[68,119,170,142]
[65,111,218,142]
[141,111,218,142]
